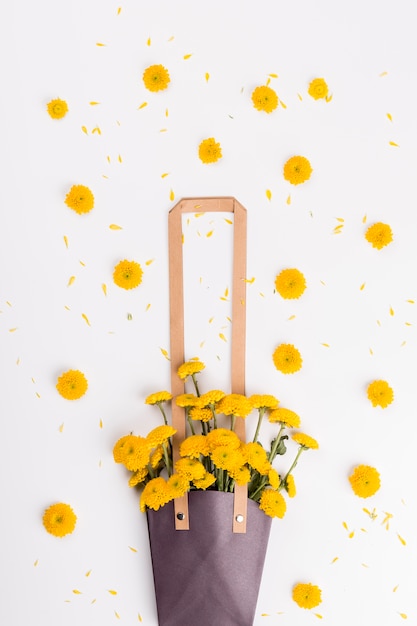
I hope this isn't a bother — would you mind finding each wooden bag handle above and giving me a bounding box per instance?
[168,197,248,533]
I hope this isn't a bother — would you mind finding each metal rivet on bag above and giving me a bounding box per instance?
[235,514,244,523]
[177,513,185,520]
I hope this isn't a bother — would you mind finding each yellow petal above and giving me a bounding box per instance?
[108,590,118,595]
[63,235,69,248]
[380,71,388,76]
[79,260,86,267]
[59,423,64,432]
[161,172,170,178]
[219,333,227,342]
[96,42,106,46]
[206,230,213,238]
[102,284,107,296]
[224,218,233,224]
[9,327,18,332]
[89,101,100,106]
[115,612,120,619]
[205,72,210,82]
[85,570,92,577]
[82,313,91,326]
[138,102,148,109]
[81,126,88,134]
[243,277,255,284]
[386,112,393,121]
[397,533,406,546]
[407,299,415,304]
[160,348,170,360]
[117,7,122,14]
[390,306,394,316]
[138,614,143,622]
[321,343,330,348]
[73,589,82,594]
[360,283,366,290]
[280,100,287,109]
[67,276,76,286]
[34,559,39,566]
[389,141,399,146]
[266,189,272,201]
[286,194,291,205]
[314,615,323,620]
[342,521,348,530]
[145,303,151,311]
[331,556,339,564]
[399,614,407,619]
[269,73,278,78]
[266,78,271,86]
[145,259,154,265]
[147,37,151,46]
[129,546,137,552]
[393,585,399,592]
[297,93,303,101]
[109,224,123,230]
[170,189,175,201]
[183,53,192,59]
[166,108,169,117]
[99,419,103,429]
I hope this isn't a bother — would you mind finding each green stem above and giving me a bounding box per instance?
[186,411,196,435]
[268,423,286,462]
[230,414,236,431]
[282,446,304,485]
[162,442,172,476]
[157,403,168,425]
[253,408,265,442]
[191,374,201,397]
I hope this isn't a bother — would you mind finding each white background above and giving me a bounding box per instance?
[1,1,416,624]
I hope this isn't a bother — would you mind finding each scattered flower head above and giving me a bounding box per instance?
[251,85,278,113]
[65,184,94,215]
[283,155,313,185]
[308,78,329,100]
[367,379,394,408]
[42,503,77,537]
[275,268,307,299]
[292,432,319,450]
[56,369,88,400]
[292,582,322,609]
[47,98,68,119]
[142,64,170,92]
[365,222,393,249]
[113,259,143,290]
[272,343,303,374]
[349,464,381,498]
[198,137,222,164]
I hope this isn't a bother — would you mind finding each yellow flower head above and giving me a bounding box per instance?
[179,434,210,459]
[349,464,381,498]
[198,137,222,164]
[216,393,253,418]
[175,458,206,481]
[114,434,150,471]
[175,393,200,408]
[283,156,313,185]
[249,394,279,410]
[259,489,287,518]
[149,445,164,469]
[292,432,319,450]
[128,466,148,487]
[268,407,301,428]
[292,582,322,609]
[166,474,190,499]
[272,343,303,374]
[140,477,170,512]
[242,442,270,474]
[275,268,307,299]
[56,369,88,400]
[47,98,69,119]
[199,389,226,406]
[268,468,280,490]
[113,260,143,290]
[193,471,217,490]
[146,425,176,447]
[177,360,205,380]
[228,465,251,486]
[143,64,170,92]
[145,391,172,405]
[285,473,296,497]
[205,428,241,451]
[189,406,213,422]
[65,184,94,215]
[251,85,278,113]
[367,379,394,408]
[308,77,329,100]
[365,222,393,249]
[211,446,245,472]
[43,503,77,537]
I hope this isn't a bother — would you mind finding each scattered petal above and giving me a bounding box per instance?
[297,93,303,100]
[389,141,399,146]
[380,71,388,77]
[183,54,192,59]
[108,590,118,595]
[63,235,69,248]
[115,611,120,619]
[161,172,170,178]
[73,590,82,594]
[206,230,213,238]
[9,327,18,332]
[146,37,151,46]
[145,259,154,265]
[205,72,210,82]
[109,224,123,230]
[399,614,407,619]
[170,189,175,201]
[331,556,339,564]
[89,101,100,106]
[102,284,107,296]
[99,419,103,429]
[96,43,106,47]
[393,585,399,592]
[266,189,272,201]
[67,276,76,287]
[224,218,233,224]
[118,155,122,163]
[397,533,406,546]
[85,570,92,577]
[160,348,170,360]
[138,102,148,109]
[129,546,138,552]
[386,112,393,121]
[286,195,291,205]
[59,423,64,432]
[390,306,394,316]
[314,615,323,619]
[81,126,88,135]
[288,315,296,320]
[321,343,330,348]
[243,277,255,284]
[138,614,143,622]
[117,7,122,15]
[82,313,91,326]
[349,531,355,538]
[407,299,415,304]
[219,333,227,342]
[360,283,366,290]
[79,260,86,267]
[34,559,39,566]
[146,303,151,311]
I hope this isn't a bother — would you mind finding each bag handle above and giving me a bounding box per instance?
[168,197,248,533]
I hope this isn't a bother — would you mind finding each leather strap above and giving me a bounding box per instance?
[168,197,248,532]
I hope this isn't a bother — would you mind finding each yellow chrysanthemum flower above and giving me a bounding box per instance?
[292,582,322,609]
[142,64,170,92]
[198,137,222,164]
[64,184,94,215]
[367,379,394,408]
[349,464,381,498]
[206,428,241,451]
[56,369,88,400]
[166,474,190,499]
[285,474,296,497]
[177,360,205,380]
[128,466,149,487]
[140,477,170,512]
[292,432,319,450]
[242,442,271,474]
[175,458,206,481]
[193,471,216,490]
[113,259,143,290]
[259,489,287,518]
[211,446,244,472]
[114,435,150,471]
[229,465,252,486]
[179,434,210,459]
[175,393,200,408]
[145,391,172,405]
[249,394,279,410]
[47,98,69,119]
[189,407,213,422]
[365,222,393,249]
[42,503,77,537]
[283,156,313,185]
[275,269,307,300]
[308,78,329,100]
[268,468,280,490]
[216,393,253,418]
[251,85,278,113]
[146,425,176,447]
[272,344,303,374]
[268,407,301,428]
[149,445,164,469]
[199,390,226,406]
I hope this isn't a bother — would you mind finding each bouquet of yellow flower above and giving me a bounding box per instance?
[114,360,318,519]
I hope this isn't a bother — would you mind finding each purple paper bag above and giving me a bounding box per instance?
[146,490,272,626]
